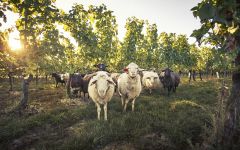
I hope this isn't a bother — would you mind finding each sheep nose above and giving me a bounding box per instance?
[99,89,105,93]
[131,72,136,75]
[98,89,106,98]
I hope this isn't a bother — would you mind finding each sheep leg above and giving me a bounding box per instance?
[132,98,136,112]
[121,97,124,106]
[168,86,171,96]
[96,103,101,120]
[83,92,85,101]
[104,103,108,121]
[173,86,176,92]
[123,99,129,112]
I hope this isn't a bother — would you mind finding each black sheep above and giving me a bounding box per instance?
[94,63,108,71]
[66,73,83,98]
[161,68,180,96]
[51,73,66,87]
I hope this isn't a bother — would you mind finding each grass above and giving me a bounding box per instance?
[0,76,234,149]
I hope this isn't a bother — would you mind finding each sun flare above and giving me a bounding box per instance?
[8,37,22,51]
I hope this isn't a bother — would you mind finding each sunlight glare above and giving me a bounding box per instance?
[8,29,22,51]
[9,37,22,51]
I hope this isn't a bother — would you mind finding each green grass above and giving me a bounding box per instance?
[0,77,233,149]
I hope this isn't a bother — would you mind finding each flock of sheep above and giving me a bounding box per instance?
[53,62,180,120]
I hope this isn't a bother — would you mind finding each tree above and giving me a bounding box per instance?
[10,0,60,75]
[191,0,240,148]
[0,0,12,26]
[173,35,196,71]
[88,4,118,67]
[63,4,97,70]
[0,29,18,90]
[121,17,144,67]
[145,23,159,68]
[3,0,62,107]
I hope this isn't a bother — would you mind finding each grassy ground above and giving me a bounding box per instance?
[0,77,233,150]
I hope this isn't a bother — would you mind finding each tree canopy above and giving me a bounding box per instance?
[0,0,228,77]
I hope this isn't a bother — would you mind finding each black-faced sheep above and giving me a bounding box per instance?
[160,68,180,96]
[94,63,108,71]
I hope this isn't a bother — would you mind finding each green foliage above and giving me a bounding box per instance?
[62,4,119,71]
[158,33,197,71]
[7,0,61,75]
[196,2,216,20]
[121,17,144,66]
[191,0,240,52]
[2,0,230,76]
[145,23,159,68]
[0,0,12,26]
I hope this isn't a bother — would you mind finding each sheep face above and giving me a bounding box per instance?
[163,68,172,77]
[125,63,140,78]
[143,72,160,89]
[146,76,158,86]
[90,74,115,99]
[94,63,107,71]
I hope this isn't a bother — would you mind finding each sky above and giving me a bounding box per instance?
[3,0,202,49]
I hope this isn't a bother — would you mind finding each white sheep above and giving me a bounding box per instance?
[117,62,142,112]
[88,71,116,120]
[142,71,162,94]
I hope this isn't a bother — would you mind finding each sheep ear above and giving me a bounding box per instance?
[90,79,97,86]
[84,72,97,80]
[123,68,128,73]
[107,79,116,86]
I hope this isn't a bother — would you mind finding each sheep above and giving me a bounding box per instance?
[174,73,180,88]
[81,73,94,100]
[60,73,70,82]
[159,71,166,89]
[88,71,116,120]
[94,63,108,71]
[142,71,162,94]
[117,62,143,112]
[66,73,83,98]
[51,73,66,87]
[160,68,180,96]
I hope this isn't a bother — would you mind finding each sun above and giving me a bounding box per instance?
[8,29,22,51]
[8,37,22,51]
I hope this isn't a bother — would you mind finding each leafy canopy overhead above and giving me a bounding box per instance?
[191,0,240,53]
